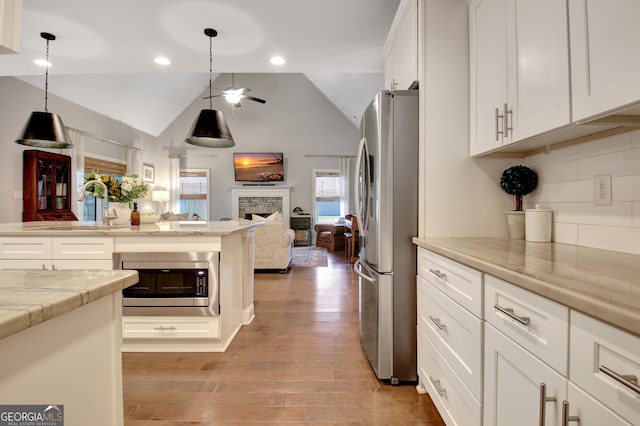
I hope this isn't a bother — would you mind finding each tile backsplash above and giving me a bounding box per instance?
[525,128,640,255]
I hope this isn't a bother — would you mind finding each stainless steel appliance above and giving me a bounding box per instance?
[353,90,418,383]
[113,251,220,317]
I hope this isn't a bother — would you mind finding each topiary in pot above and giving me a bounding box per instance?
[500,165,538,211]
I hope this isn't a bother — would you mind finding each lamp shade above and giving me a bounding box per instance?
[151,190,170,202]
[185,109,235,148]
[15,111,74,149]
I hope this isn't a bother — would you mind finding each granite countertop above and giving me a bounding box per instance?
[0,220,262,237]
[413,237,640,337]
[0,269,138,341]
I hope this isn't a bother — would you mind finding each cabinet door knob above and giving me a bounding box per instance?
[599,365,640,394]
[561,401,580,426]
[539,383,557,426]
[429,376,446,397]
[495,107,504,141]
[494,303,530,327]
[503,103,513,138]
[428,269,446,280]
[429,316,447,331]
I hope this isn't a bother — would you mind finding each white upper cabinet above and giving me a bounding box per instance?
[569,0,640,122]
[469,0,571,156]
[0,0,21,55]
[384,0,418,91]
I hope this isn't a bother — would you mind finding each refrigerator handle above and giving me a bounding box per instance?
[354,137,368,238]
[353,259,375,283]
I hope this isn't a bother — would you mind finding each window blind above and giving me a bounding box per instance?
[315,171,340,201]
[84,157,127,175]
[180,170,208,200]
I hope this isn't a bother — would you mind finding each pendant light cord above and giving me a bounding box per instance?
[208,33,213,110]
[44,37,50,112]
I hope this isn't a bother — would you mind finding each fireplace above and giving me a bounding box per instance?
[230,186,291,224]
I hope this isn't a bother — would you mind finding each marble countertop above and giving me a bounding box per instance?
[413,237,640,336]
[0,220,262,237]
[0,269,138,341]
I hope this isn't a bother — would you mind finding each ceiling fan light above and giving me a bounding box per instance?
[185,109,235,148]
[15,111,74,149]
[224,92,242,104]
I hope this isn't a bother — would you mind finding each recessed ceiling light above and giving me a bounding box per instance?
[154,57,171,66]
[270,56,285,66]
[34,59,51,67]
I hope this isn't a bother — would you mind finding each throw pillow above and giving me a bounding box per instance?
[265,211,282,222]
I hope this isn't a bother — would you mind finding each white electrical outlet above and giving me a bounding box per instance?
[14,190,22,199]
[594,174,612,206]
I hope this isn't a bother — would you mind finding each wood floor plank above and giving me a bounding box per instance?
[123,250,445,425]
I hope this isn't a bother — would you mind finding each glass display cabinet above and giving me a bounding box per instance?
[23,150,78,221]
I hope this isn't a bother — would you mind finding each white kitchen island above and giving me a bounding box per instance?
[0,220,261,353]
[0,269,138,426]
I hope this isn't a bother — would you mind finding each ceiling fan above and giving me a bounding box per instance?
[212,74,267,107]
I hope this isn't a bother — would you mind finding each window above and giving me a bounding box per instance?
[82,157,127,221]
[180,169,209,220]
[313,169,341,224]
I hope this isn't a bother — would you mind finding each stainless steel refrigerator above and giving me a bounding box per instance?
[353,90,418,383]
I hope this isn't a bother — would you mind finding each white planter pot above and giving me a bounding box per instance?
[505,210,525,240]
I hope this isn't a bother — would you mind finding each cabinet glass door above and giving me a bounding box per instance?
[37,159,54,211]
[55,160,69,210]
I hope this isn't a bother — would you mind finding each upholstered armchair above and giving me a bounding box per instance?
[252,214,295,272]
[314,223,345,251]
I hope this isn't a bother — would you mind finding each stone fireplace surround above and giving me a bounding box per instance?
[230,186,291,225]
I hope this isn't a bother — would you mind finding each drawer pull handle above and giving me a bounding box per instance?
[561,401,580,425]
[429,316,447,331]
[153,326,177,331]
[429,376,446,397]
[429,269,446,280]
[539,383,556,426]
[494,304,530,326]
[599,365,640,394]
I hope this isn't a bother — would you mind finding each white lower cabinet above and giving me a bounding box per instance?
[122,317,220,340]
[569,311,640,425]
[420,327,482,426]
[417,247,483,426]
[0,236,113,270]
[566,382,632,426]
[416,248,639,426]
[484,323,566,426]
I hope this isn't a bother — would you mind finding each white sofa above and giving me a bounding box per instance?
[251,213,295,272]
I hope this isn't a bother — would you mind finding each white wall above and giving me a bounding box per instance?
[525,129,640,255]
[419,0,514,238]
[156,73,364,220]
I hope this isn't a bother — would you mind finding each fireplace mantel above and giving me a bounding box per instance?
[229,186,292,224]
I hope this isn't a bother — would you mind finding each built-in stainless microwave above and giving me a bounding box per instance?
[113,251,219,317]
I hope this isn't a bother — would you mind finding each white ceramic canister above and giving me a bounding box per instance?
[525,205,552,242]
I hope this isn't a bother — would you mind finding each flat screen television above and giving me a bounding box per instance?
[233,152,285,182]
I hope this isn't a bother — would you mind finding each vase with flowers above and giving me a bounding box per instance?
[83,172,150,224]
[500,165,538,239]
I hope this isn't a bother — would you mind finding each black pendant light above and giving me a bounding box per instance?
[15,32,73,149]
[185,28,235,148]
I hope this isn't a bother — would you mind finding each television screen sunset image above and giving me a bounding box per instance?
[233,153,285,182]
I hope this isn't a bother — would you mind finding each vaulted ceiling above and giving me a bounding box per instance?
[0,0,400,136]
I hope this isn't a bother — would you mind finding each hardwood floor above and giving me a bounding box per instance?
[123,250,445,425]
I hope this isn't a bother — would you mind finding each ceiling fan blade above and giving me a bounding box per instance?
[244,95,267,104]
[203,94,224,99]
